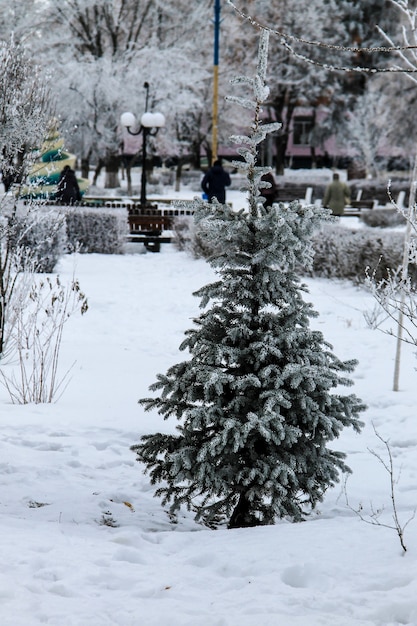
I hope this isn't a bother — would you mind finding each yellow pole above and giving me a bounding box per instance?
[212,0,221,164]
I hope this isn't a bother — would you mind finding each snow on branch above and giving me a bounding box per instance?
[227,0,417,74]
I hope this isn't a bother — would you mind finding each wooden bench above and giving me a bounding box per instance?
[341,199,375,217]
[276,186,313,203]
[350,200,375,210]
[127,212,173,252]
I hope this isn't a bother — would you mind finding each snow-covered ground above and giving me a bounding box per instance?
[0,180,416,625]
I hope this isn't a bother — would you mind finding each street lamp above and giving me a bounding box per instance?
[121,82,165,207]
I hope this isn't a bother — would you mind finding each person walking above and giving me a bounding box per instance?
[201,159,231,204]
[55,165,82,204]
[323,172,350,216]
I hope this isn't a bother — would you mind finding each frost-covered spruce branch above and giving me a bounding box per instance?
[132,31,365,529]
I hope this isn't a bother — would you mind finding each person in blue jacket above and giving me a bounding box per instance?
[201,159,231,204]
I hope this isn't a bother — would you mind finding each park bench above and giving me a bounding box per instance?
[349,188,407,211]
[342,199,375,217]
[127,211,173,252]
[276,185,313,204]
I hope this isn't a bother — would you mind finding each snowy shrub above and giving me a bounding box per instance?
[360,209,406,229]
[172,215,220,258]
[159,169,175,186]
[8,210,67,273]
[172,216,193,251]
[306,225,408,284]
[174,217,409,286]
[0,274,88,404]
[65,207,126,254]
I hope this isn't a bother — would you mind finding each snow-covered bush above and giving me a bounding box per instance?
[0,207,67,357]
[173,215,409,285]
[9,210,67,273]
[0,274,88,404]
[360,208,406,229]
[172,215,220,258]
[171,216,193,251]
[65,207,126,254]
[308,225,408,285]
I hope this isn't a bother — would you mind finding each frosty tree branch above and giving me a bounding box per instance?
[345,424,415,554]
[227,0,417,73]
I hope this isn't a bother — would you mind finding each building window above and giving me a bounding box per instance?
[293,116,313,145]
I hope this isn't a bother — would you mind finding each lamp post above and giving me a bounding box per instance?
[121,82,165,207]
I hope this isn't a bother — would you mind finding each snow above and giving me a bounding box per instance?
[1,186,417,625]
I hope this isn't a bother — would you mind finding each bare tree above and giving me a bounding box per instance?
[0,37,53,193]
[342,87,391,178]
[38,0,212,186]
[345,424,415,554]
[0,38,53,356]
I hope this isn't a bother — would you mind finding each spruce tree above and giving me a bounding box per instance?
[132,31,365,529]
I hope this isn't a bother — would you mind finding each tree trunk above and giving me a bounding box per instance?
[104,154,121,189]
[274,134,287,175]
[81,158,90,180]
[0,290,4,355]
[228,493,258,529]
[175,161,183,192]
[92,158,104,186]
[310,109,318,168]
[191,141,202,170]
[271,95,296,175]
[126,164,132,196]
[204,142,213,168]
[310,145,317,169]
[393,153,417,391]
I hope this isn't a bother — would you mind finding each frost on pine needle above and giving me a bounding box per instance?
[225,95,257,111]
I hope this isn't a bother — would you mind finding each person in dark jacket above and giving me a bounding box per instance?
[201,159,231,204]
[55,165,82,204]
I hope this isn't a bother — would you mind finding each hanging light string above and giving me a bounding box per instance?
[226,0,417,73]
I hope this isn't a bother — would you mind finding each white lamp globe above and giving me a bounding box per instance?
[152,112,166,128]
[141,112,156,128]
[120,112,137,128]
